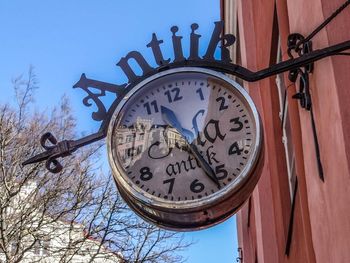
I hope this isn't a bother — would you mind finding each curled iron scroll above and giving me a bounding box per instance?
[73,73,127,122]
[40,132,67,173]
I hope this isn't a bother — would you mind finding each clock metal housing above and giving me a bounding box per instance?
[107,67,263,231]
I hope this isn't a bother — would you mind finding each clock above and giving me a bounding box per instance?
[107,67,263,231]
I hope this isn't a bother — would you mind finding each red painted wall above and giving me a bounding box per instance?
[223,0,350,262]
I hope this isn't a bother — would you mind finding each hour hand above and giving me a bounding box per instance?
[160,106,194,142]
[160,106,220,188]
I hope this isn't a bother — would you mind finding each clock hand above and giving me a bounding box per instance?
[186,143,221,189]
[160,105,194,142]
[160,106,220,188]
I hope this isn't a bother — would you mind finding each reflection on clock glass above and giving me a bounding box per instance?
[110,72,256,202]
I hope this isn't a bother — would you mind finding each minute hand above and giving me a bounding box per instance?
[160,106,220,188]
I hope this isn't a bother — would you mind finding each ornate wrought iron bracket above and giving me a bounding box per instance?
[286,33,326,181]
[288,33,313,111]
[22,20,350,173]
[23,131,105,173]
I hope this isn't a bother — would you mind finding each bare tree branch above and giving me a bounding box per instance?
[0,69,192,263]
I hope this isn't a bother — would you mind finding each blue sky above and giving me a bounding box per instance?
[0,1,239,262]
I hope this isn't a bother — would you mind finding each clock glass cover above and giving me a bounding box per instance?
[108,67,263,230]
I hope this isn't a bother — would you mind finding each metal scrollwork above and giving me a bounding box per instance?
[25,132,75,173]
[287,33,324,181]
[22,17,350,173]
[287,33,313,111]
[23,131,105,173]
[73,73,126,122]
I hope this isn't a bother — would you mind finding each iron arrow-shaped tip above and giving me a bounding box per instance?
[73,73,88,89]
[22,151,51,166]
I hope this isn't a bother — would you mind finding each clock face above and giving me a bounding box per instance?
[107,67,262,230]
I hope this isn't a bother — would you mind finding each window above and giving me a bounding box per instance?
[42,238,50,256]
[275,48,297,200]
[33,238,50,256]
[136,145,143,155]
[34,240,40,255]
[10,242,18,255]
[117,135,124,144]
[126,134,134,143]
[125,148,134,158]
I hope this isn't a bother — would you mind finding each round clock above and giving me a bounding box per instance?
[107,67,263,231]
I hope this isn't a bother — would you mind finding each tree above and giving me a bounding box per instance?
[0,67,191,263]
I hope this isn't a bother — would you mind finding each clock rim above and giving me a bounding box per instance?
[107,67,263,211]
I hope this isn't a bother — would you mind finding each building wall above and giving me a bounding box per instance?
[222,0,350,262]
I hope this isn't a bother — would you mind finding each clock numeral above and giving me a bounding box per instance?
[228,142,243,156]
[190,179,205,193]
[163,178,175,194]
[216,97,229,111]
[196,88,204,101]
[230,117,243,132]
[215,164,228,180]
[164,87,183,103]
[140,167,153,181]
[144,100,159,115]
